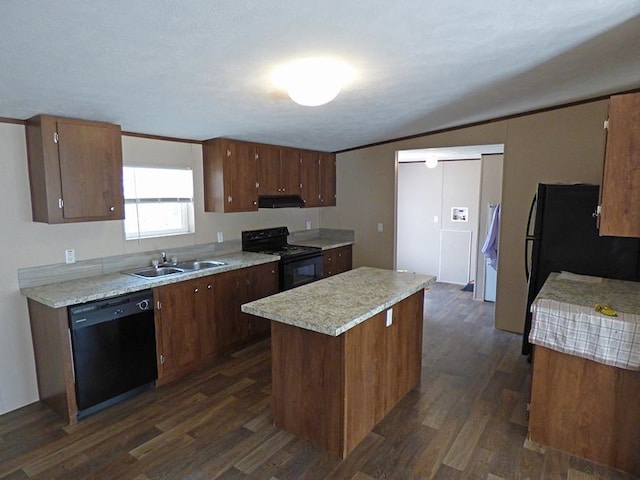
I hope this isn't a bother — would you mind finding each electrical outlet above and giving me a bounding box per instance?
[377,222,384,233]
[386,308,393,327]
[306,220,311,230]
[433,215,439,223]
[65,249,76,264]
[217,232,224,243]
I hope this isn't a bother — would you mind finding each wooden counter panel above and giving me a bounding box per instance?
[529,346,640,476]
[271,290,424,458]
[271,322,345,456]
[27,299,77,424]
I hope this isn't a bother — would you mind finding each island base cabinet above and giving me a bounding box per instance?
[529,346,640,476]
[271,290,424,458]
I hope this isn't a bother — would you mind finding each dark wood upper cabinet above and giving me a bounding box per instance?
[26,115,124,223]
[204,137,335,211]
[599,93,640,237]
[256,142,282,196]
[320,152,337,206]
[279,147,302,195]
[300,150,322,207]
[203,138,258,212]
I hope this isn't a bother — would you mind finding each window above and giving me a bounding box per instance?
[123,166,195,240]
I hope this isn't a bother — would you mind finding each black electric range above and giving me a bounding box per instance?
[241,226,323,290]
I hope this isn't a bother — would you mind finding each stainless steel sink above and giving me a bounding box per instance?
[127,266,185,278]
[125,259,227,279]
[174,260,227,270]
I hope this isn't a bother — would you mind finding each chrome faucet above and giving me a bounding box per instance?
[161,252,167,263]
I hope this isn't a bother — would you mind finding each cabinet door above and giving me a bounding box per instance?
[225,139,258,212]
[200,279,217,360]
[300,151,321,207]
[320,152,336,206]
[26,115,124,223]
[335,246,353,274]
[256,143,281,196]
[247,263,279,337]
[600,93,640,237]
[280,147,302,195]
[215,269,250,352]
[323,250,336,277]
[56,119,124,220]
[154,279,203,383]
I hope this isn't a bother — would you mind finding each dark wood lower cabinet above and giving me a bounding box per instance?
[27,299,78,424]
[26,262,279,423]
[529,346,640,476]
[322,245,352,278]
[155,262,278,385]
[271,290,424,458]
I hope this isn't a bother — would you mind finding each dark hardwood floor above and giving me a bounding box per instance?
[1,283,637,479]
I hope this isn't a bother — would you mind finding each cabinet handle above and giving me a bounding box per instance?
[593,205,601,218]
[194,287,199,293]
[109,206,115,212]
[228,195,232,203]
[207,284,212,289]
[253,201,257,205]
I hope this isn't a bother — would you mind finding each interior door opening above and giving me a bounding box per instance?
[395,145,504,323]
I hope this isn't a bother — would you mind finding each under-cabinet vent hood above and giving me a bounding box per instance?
[258,195,305,208]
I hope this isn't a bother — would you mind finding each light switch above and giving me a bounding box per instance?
[217,232,224,243]
[433,215,439,223]
[377,222,384,233]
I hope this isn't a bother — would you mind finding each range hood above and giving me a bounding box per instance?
[258,195,305,208]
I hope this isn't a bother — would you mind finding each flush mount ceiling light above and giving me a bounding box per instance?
[272,57,354,107]
[425,154,439,168]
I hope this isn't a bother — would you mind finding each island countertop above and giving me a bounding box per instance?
[241,266,435,336]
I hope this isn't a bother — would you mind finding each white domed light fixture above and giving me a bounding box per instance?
[272,57,354,107]
[425,154,439,169]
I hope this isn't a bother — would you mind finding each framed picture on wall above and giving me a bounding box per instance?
[451,207,468,222]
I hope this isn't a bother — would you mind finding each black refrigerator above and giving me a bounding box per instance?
[522,183,640,356]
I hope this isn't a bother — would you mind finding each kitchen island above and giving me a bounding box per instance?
[528,272,640,476]
[241,267,434,457]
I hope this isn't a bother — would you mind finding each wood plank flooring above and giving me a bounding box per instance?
[1,283,638,479]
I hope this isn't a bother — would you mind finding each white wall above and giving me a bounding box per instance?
[396,162,442,276]
[439,160,481,284]
[0,126,320,414]
[396,159,481,284]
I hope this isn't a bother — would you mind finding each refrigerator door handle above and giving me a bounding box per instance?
[524,195,537,282]
[525,237,535,282]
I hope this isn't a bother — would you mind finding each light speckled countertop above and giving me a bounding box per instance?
[241,267,434,336]
[291,239,353,250]
[21,252,278,308]
[535,272,640,313]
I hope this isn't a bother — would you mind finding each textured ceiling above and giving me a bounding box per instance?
[1,1,639,152]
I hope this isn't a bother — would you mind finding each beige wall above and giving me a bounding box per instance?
[0,127,320,414]
[322,100,608,333]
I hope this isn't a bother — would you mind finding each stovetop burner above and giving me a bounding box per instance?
[241,226,321,259]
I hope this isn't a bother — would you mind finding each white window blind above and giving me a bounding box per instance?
[123,166,195,240]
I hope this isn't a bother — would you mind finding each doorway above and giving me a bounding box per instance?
[395,145,504,304]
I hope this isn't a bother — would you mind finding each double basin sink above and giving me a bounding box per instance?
[126,259,227,279]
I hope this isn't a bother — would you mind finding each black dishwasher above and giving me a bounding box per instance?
[69,289,157,419]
